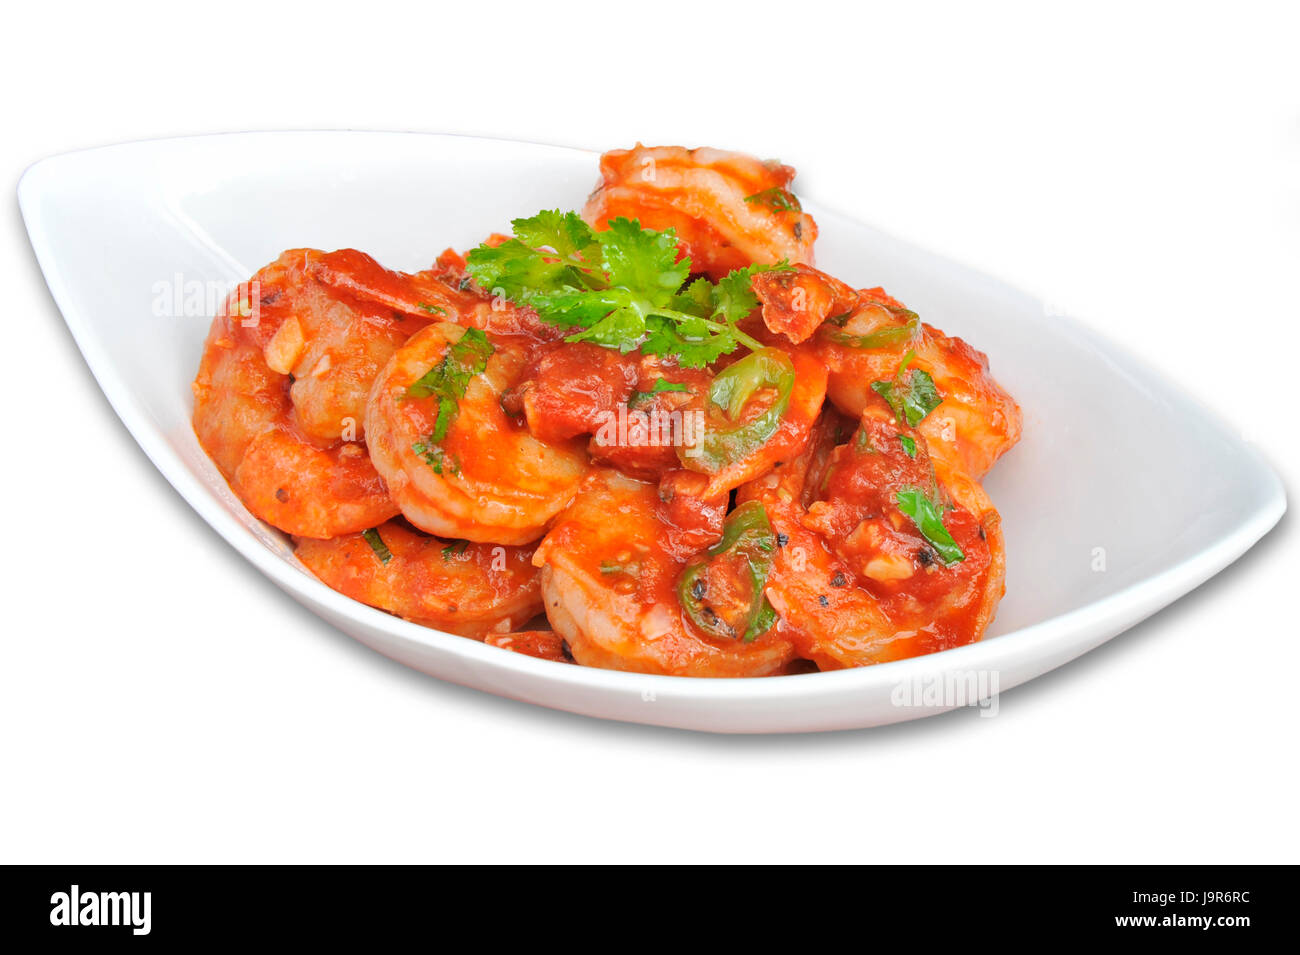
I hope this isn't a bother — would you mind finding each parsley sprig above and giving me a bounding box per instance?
[465,211,789,368]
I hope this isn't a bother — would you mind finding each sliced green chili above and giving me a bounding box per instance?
[677,501,779,642]
[682,347,795,473]
[818,305,919,350]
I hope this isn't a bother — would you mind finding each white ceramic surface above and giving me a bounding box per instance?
[18,132,1286,732]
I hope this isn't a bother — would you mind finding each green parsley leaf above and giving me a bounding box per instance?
[361,528,392,564]
[896,486,964,564]
[417,302,447,315]
[712,261,790,325]
[465,210,792,367]
[411,441,459,475]
[871,353,942,427]
[628,377,690,408]
[743,187,802,212]
[441,539,469,561]
[405,327,494,441]
[897,434,917,457]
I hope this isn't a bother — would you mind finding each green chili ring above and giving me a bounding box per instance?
[682,347,796,473]
[817,308,919,350]
[677,501,779,643]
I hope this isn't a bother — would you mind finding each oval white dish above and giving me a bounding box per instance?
[18,132,1286,732]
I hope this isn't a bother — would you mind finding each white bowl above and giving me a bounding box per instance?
[18,132,1286,732]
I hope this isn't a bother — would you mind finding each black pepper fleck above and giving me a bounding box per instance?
[831,572,846,587]
[776,533,789,548]
[274,488,289,502]
[917,548,934,566]
[793,221,803,239]
[818,594,829,607]
[691,578,706,600]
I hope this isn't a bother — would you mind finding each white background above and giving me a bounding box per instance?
[2,1,1296,863]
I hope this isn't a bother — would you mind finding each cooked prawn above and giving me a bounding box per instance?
[748,265,1021,479]
[193,248,453,538]
[364,321,590,546]
[583,145,818,280]
[483,630,572,663]
[294,520,541,637]
[535,469,798,676]
[737,405,1006,670]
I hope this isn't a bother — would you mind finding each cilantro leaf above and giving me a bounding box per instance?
[597,217,689,306]
[744,187,802,212]
[871,353,942,427]
[897,434,917,457]
[896,486,965,564]
[465,210,792,367]
[628,377,690,408]
[405,327,494,441]
[713,261,789,325]
[361,528,392,564]
[510,208,601,259]
[411,441,459,475]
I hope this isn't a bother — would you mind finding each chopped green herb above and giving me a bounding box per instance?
[417,302,448,315]
[743,187,802,212]
[441,539,470,561]
[628,378,689,408]
[871,353,942,427]
[896,486,964,564]
[361,528,393,564]
[405,327,494,441]
[897,434,917,457]
[465,210,791,368]
[411,441,459,475]
[855,429,875,453]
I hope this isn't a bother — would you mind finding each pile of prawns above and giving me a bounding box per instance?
[193,145,1021,676]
